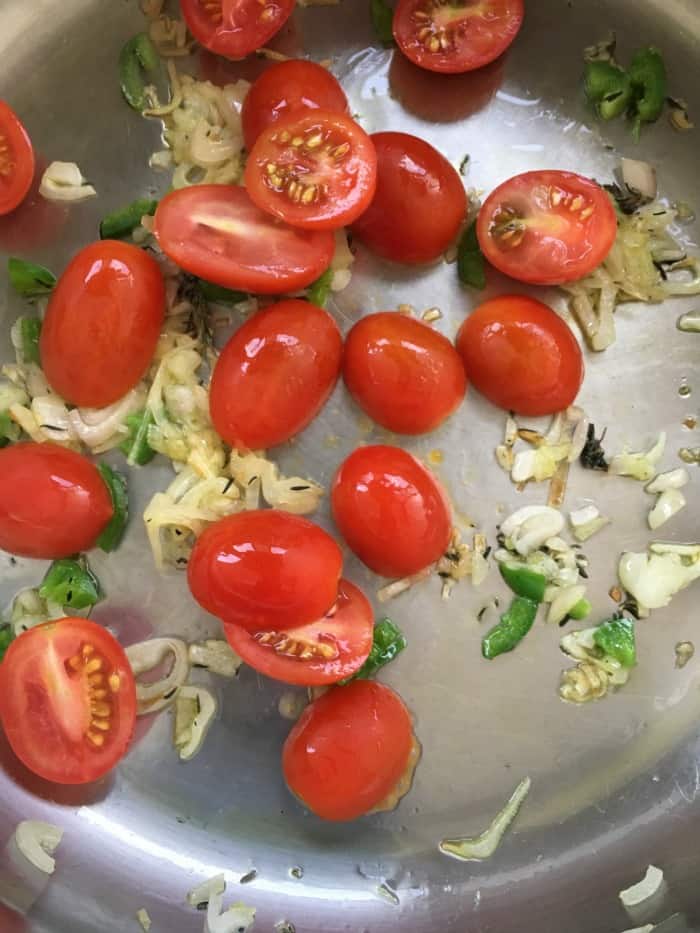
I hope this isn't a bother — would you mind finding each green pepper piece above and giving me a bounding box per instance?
[342,618,407,683]
[18,317,42,364]
[8,257,56,298]
[119,33,160,111]
[100,198,159,240]
[0,411,19,447]
[457,220,486,290]
[96,464,129,552]
[119,410,156,466]
[629,47,667,137]
[593,617,636,668]
[370,0,394,47]
[39,558,104,610]
[568,597,592,621]
[307,268,333,308]
[482,596,538,660]
[584,60,633,120]
[499,563,547,603]
[197,279,248,305]
[0,626,14,662]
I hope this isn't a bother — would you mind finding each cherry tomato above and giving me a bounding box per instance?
[181,0,296,61]
[477,170,618,286]
[393,0,524,74]
[343,312,467,434]
[283,680,413,820]
[40,241,165,408]
[187,510,343,633]
[0,101,34,215]
[0,618,136,785]
[331,445,451,578]
[154,184,334,294]
[210,298,342,450]
[456,295,584,415]
[242,59,348,150]
[245,111,377,230]
[350,132,466,264]
[0,443,113,559]
[224,578,373,685]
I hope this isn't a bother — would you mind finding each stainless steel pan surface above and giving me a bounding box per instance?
[0,1,699,930]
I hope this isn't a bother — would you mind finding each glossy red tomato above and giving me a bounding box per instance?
[456,295,584,415]
[393,0,524,74]
[0,443,113,559]
[283,680,414,820]
[343,312,467,434]
[245,111,377,230]
[188,510,343,633]
[181,0,296,60]
[477,170,618,285]
[350,132,466,264]
[40,241,165,408]
[0,618,136,784]
[242,59,348,150]
[210,299,342,450]
[154,184,334,294]
[0,101,34,215]
[224,578,373,685]
[331,445,451,578]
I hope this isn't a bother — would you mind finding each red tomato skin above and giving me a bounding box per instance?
[283,680,413,820]
[456,295,584,416]
[0,443,113,559]
[0,618,136,785]
[40,241,165,408]
[476,170,618,285]
[242,59,348,150]
[393,0,524,75]
[223,578,374,685]
[343,312,467,434]
[350,132,466,264]
[0,101,35,215]
[188,510,343,633]
[210,299,343,449]
[181,0,296,61]
[331,445,451,578]
[154,184,335,294]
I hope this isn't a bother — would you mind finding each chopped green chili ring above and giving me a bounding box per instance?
[96,464,129,552]
[593,617,636,668]
[197,279,248,305]
[0,411,19,447]
[568,597,592,621]
[482,596,538,660]
[341,618,407,683]
[499,563,546,603]
[457,220,486,290]
[119,33,160,111]
[370,0,394,47]
[629,47,667,138]
[307,268,333,308]
[19,317,42,365]
[119,410,157,466]
[100,198,159,240]
[0,626,14,662]
[39,558,104,611]
[583,60,633,120]
[8,257,56,298]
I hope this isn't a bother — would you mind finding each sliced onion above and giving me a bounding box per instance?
[648,488,686,529]
[620,158,657,201]
[609,432,666,481]
[619,865,665,908]
[645,468,689,493]
[173,685,217,761]
[187,873,226,908]
[188,640,242,678]
[547,584,586,625]
[205,890,256,933]
[136,908,152,932]
[618,549,700,610]
[677,310,700,332]
[14,820,63,874]
[126,637,190,715]
[439,777,531,861]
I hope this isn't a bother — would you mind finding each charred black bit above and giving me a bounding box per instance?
[580,423,609,471]
[578,566,589,580]
[222,477,234,495]
[496,531,506,548]
[620,595,642,619]
[289,485,310,491]
[604,181,650,215]
[163,688,177,700]
[483,546,492,560]
[239,869,258,884]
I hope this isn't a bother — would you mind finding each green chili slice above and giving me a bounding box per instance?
[197,279,248,305]
[629,47,667,137]
[8,257,56,298]
[307,268,333,308]
[342,618,407,683]
[593,617,636,668]
[584,60,633,120]
[482,596,538,660]
[370,0,394,46]
[568,597,592,621]
[0,626,14,662]
[119,33,160,111]
[100,198,159,239]
[96,464,129,552]
[119,410,157,466]
[457,221,486,289]
[19,317,42,364]
[499,563,546,603]
[39,557,104,611]
[0,411,19,447]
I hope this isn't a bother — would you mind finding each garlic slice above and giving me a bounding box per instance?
[14,820,63,874]
[39,161,97,202]
[126,637,190,714]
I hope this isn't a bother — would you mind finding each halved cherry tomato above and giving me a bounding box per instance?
[0,443,113,559]
[350,131,466,264]
[331,444,451,578]
[245,111,377,230]
[224,578,373,685]
[477,170,618,285]
[181,0,296,61]
[456,294,584,415]
[188,510,343,633]
[343,312,467,434]
[40,241,165,408]
[210,298,342,450]
[283,680,413,820]
[0,618,136,785]
[154,184,334,293]
[242,59,348,150]
[393,0,524,74]
[0,101,35,215]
